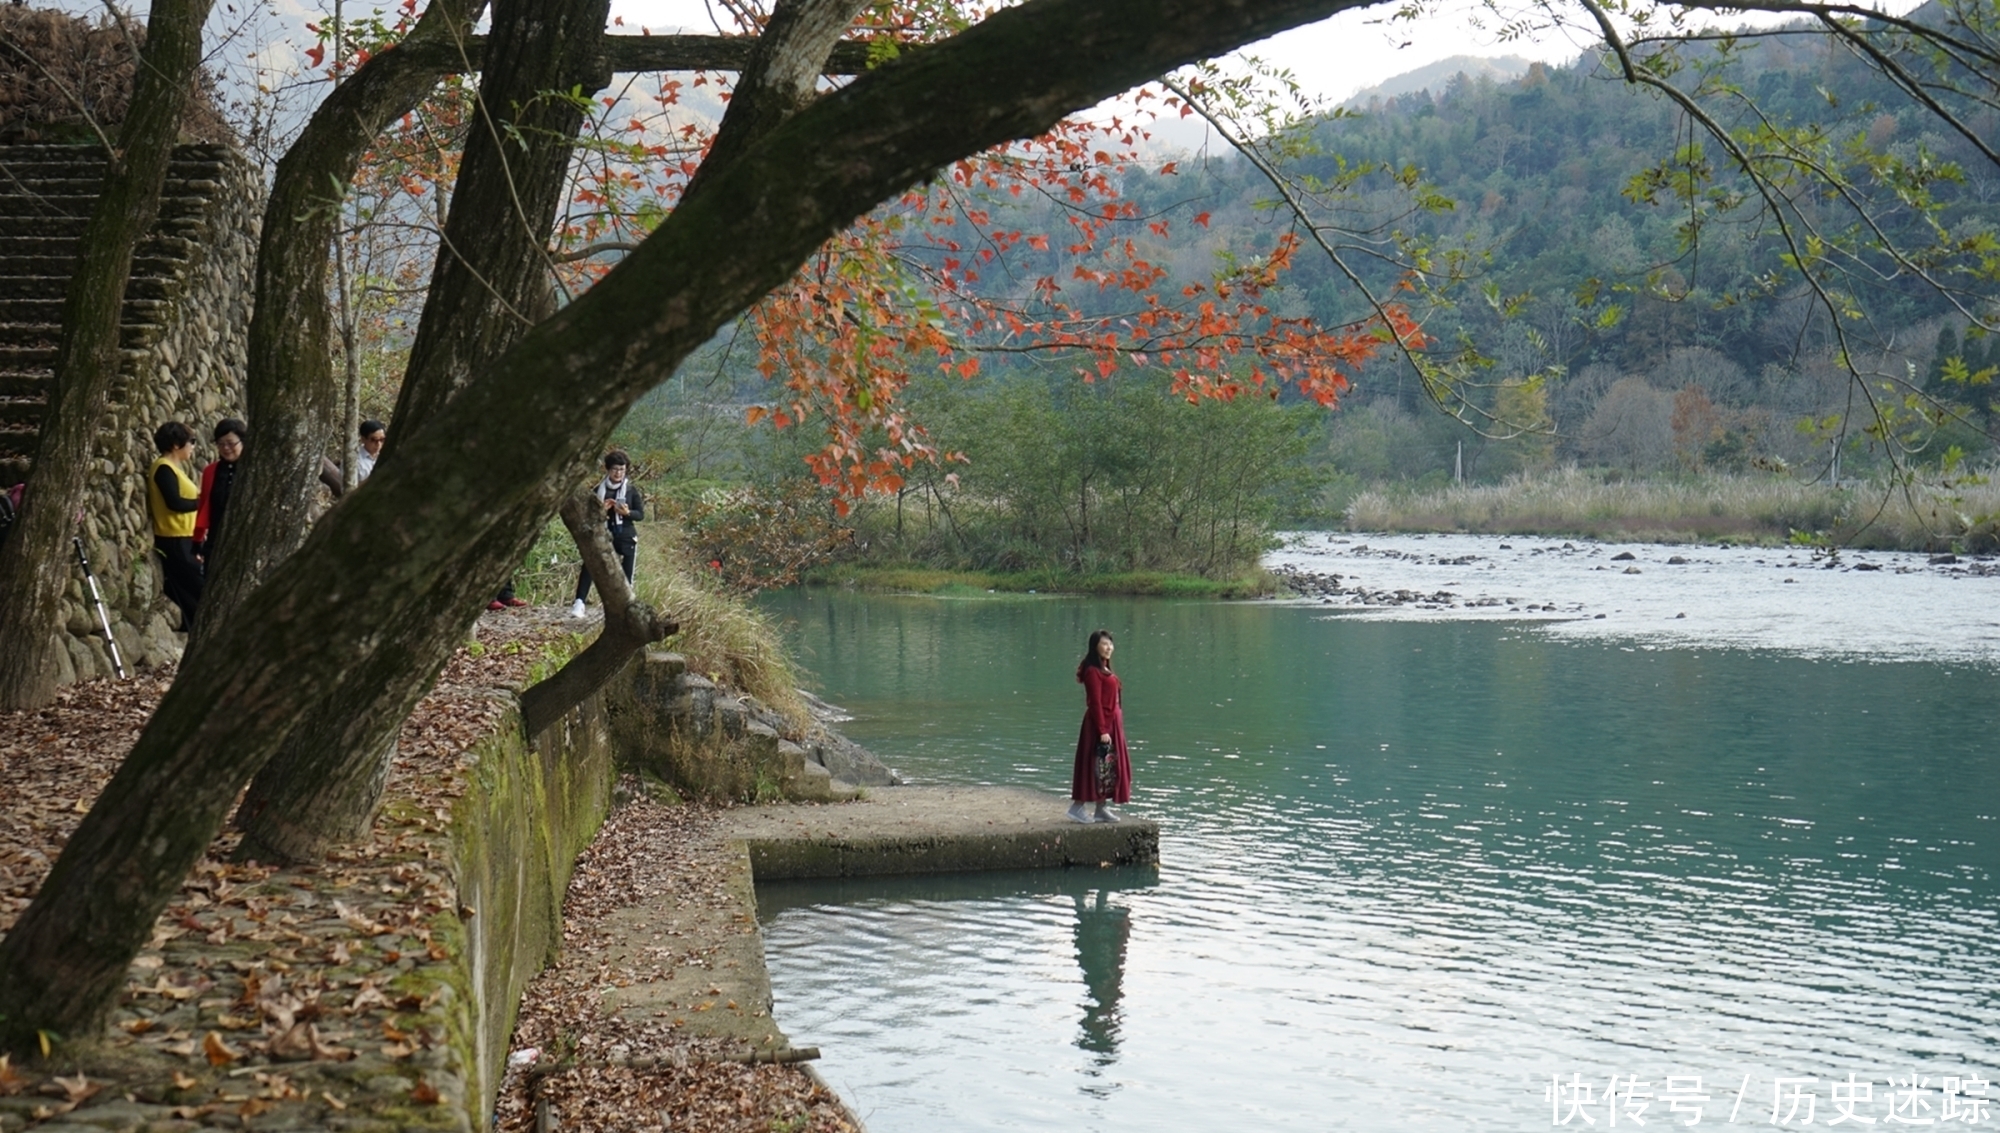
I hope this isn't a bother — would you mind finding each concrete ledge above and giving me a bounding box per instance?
[723,786,1160,880]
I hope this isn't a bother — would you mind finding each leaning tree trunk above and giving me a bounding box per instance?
[238,0,879,862]
[0,0,212,711]
[232,0,618,863]
[517,490,677,737]
[0,0,1350,1055]
[189,0,487,652]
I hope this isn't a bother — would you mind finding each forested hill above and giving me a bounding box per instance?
[1053,12,1999,478]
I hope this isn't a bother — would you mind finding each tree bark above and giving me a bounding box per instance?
[518,490,676,738]
[191,0,488,650]
[233,0,616,863]
[0,0,212,711]
[0,0,1353,1054]
[680,0,875,200]
[195,16,867,645]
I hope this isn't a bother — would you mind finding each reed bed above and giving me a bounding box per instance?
[1344,467,2000,551]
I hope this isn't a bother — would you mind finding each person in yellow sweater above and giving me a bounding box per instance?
[147,420,203,632]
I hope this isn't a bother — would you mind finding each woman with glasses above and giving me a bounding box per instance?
[195,418,245,567]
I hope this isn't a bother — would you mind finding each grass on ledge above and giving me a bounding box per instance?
[1344,467,2000,552]
[797,564,1282,598]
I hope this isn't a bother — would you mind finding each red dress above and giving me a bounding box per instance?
[1072,666,1132,803]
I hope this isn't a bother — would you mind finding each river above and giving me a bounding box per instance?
[752,535,2000,1131]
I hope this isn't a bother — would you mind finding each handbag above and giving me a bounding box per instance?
[1094,739,1116,797]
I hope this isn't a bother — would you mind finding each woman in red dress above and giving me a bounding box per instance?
[1070,628,1132,823]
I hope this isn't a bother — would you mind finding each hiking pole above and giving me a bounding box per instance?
[73,536,127,679]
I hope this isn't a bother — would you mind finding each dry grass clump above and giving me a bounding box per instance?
[632,539,811,730]
[1345,465,2000,550]
[0,5,231,144]
[512,517,810,731]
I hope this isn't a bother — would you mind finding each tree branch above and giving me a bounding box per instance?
[519,490,677,738]
[390,30,874,76]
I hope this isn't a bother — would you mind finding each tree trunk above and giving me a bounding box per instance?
[0,0,1352,1055]
[0,0,212,711]
[239,0,876,861]
[191,0,487,651]
[233,0,616,863]
[518,491,676,737]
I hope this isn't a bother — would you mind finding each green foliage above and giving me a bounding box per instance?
[824,369,1325,577]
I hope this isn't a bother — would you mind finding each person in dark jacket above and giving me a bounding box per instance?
[194,418,245,566]
[147,421,203,631]
[570,450,644,618]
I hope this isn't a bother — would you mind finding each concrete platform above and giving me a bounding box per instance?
[722,785,1160,880]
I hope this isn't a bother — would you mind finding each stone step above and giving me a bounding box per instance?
[0,373,50,399]
[0,214,87,238]
[0,324,159,350]
[0,345,54,370]
[0,427,39,460]
[0,399,47,431]
[0,193,216,222]
[3,297,170,325]
[0,175,227,198]
[0,454,28,486]
[0,327,56,350]
[0,148,229,175]
[0,275,67,300]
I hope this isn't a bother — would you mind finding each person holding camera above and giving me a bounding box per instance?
[147,421,204,632]
[570,450,644,619]
[1070,628,1132,823]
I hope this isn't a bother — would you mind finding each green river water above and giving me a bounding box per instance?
[752,587,1999,1131]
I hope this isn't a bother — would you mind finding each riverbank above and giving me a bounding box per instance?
[797,565,1279,599]
[1342,468,2000,551]
[1267,530,2000,665]
[500,784,1156,1133]
[0,608,853,1133]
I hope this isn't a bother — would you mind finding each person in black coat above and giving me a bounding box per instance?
[570,450,644,618]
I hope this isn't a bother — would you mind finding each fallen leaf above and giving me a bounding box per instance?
[122,1018,156,1035]
[328,941,350,965]
[380,1042,414,1059]
[171,1072,199,1091]
[411,1079,441,1106]
[0,1055,26,1096]
[215,1013,259,1031]
[321,1090,347,1111]
[238,1098,274,1118]
[266,1021,315,1062]
[203,1031,239,1067]
[49,1072,101,1104]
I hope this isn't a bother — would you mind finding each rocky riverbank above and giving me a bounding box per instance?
[1266,532,2000,664]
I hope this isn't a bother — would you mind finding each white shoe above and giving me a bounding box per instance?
[1094,803,1120,823]
[569,599,587,619]
[1067,802,1093,824]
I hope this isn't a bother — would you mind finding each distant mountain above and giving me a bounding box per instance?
[1344,54,1537,104]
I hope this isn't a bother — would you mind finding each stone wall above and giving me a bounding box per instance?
[0,143,262,683]
[609,650,899,803]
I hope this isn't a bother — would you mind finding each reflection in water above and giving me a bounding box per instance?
[1072,889,1130,1073]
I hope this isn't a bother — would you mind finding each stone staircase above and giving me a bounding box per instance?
[0,142,258,684]
[0,143,239,486]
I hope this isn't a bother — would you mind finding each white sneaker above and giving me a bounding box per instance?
[1066,802,1093,824]
[1094,803,1120,823]
[569,599,587,619]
